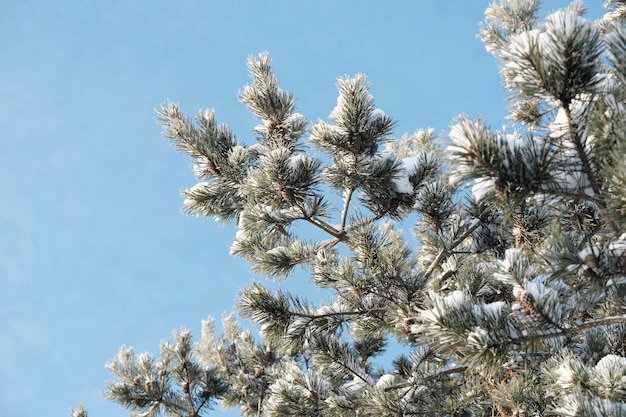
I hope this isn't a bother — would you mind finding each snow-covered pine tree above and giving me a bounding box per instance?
[96,1,626,416]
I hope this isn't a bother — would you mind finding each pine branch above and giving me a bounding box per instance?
[305,217,345,240]
[426,364,469,380]
[298,308,386,321]
[384,365,469,392]
[512,314,626,344]
[310,335,372,385]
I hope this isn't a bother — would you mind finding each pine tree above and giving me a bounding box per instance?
[94,1,626,416]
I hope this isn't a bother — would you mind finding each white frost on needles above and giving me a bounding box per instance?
[470,179,496,201]
[285,112,306,126]
[548,106,597,195]
[377,150,424,195]
[392,154,421,194]
[183,182,209,206]
[376,374,396,389]
[287,153,309,170]
[446,119,512,202]
[370,108,386,120]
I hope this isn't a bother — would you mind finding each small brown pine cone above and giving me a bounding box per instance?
[577,310,593,322]
[440,269,455,281]
[584,253,598,269]
[278,186,296,205]
[145,379,158,394]
[387,198,402,216]
[431,217,441,233]
[401,317,416,334]
[516,289,538,315]
[512,226,523,248]
[570,212,582,232]
[205,158,220,175]
[494,180,506,201]
[495,403,513,417]
[273,224,289,237]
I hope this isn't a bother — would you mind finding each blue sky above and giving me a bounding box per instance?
[0,1,607,416]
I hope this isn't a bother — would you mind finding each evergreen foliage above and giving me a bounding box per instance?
[89,1,626,416]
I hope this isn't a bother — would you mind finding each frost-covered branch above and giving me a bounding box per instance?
[512,314,626,344]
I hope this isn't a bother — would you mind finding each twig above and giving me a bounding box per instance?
[424,220,482,280]
[340,187,356,233]
[512,314,626,344]
[306,217,346,240]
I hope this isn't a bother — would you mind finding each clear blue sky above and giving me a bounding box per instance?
[0,1,606,416]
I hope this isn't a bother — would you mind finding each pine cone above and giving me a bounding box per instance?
[388,198,401,215]
[570,212,582,232]
[512,226,523,248]
[516,289,538,315]
[278,186,296,205]
[577,310,593,322]
[440,269,455,281]
[144,379,158,395]
[495,402,513,417]
[401,317,416,334]
[308,390,319,402]
[205,158,220,175]
[584,253,598,269]
[494,180,506,201]
[273,223,290,236]
[430,216,441,233]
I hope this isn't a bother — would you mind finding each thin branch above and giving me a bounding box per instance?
[340,187,355,233]
[257,379,267,417]
[424,220,482,280]
[306,217,346,240]
[384,365,468,392]
[427,364,469,379]
[317,237,342,253]
[196,396,212,416]
[294,308,386,321]
[310,335,372,385]
[152,397,193,416]
[327,353,372,386]
[184,382,197,416]
[512,314,626,344]
[563,104,601,196]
